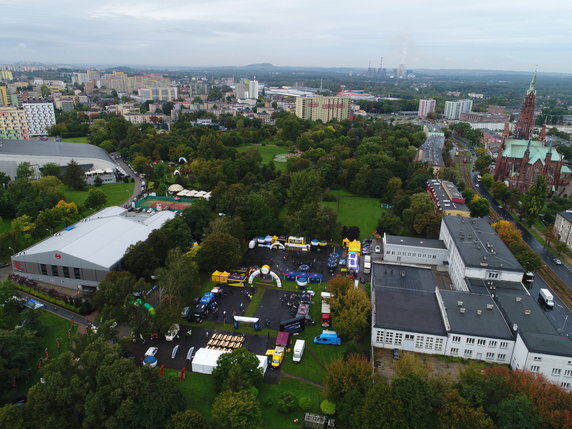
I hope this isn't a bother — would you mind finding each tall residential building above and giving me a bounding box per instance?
[418,99,436,118]
[295,95,350,122]
[22,102,56,136]
[72,72,89,85]
[235,81,247,99]
[0,86,7,106]
[249,79,259,99]
[0,70,13,80]
[137,87,178,101]
[444,99,473,120]
[0,107,30,140]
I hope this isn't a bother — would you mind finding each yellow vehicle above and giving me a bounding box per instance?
[265,332,290,368]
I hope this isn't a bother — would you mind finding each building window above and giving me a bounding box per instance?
[533,356,542,361]
[62,267,70,278]
[466,338,475,345]
[486,352,495,360]
[552,368,562,376]
[488,340,497,348]
[405,334,414,340]
[40,264,47,275]
[435,338,444,351]
[464,349,473,358]
[425,337,434,350]
[415,336,424,349]
[386,251,390,255]
[498,354,506,361]
[488,272,499,279]
[564,370,572,377]
[394,333,403,346]
[561,382,570,390]
[376,331,384,343]
[477,339,486,346]
[500,342,508,349]
[530,366,540,372]
[451,348,459,355]
[73,268,81,279]
[386,332,394,345]
[51,265,59,277]
[452,336,461,344]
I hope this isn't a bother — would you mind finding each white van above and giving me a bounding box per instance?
[364,255,372,274]
[293,339,305,363]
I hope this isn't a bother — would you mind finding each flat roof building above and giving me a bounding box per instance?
[415,134,445,176]
[427,179,470,217]
[11,207,175,290]
[382,234,448,265]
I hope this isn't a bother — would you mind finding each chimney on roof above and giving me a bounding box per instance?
[516,297,522,302]
[460,308,466,313]
[457,301,463,306]
[477,310,482,316]
[524,310,531,316]
[486,304,494,310]
[513,323,518,332]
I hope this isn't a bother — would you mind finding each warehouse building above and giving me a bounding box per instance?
[10,207,175,290]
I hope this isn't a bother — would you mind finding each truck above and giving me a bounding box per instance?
[363,255,371,275]
[538,288,554,309]
[266,332,290,368]
[314,330,341,346]
[321,292,332,328]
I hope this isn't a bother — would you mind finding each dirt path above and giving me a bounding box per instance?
[281,371,324,388]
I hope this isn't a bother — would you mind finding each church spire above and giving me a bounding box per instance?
[527,69,537,95]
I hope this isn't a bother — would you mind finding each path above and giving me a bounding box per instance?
[281,371,324,388]
[112,153,142,204]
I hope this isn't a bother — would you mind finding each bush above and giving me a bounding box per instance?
[277,392,298,413]
[320,399,336,416]
[123,176,130,183]
[263,397,273,408]
[15,284,81,313]
[298,396,313,411]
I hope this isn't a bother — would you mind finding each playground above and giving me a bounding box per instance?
[135,195,193,212]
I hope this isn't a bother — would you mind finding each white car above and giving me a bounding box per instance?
[165,323,180,341]
[145,347,158,357]
[553,258,562,265]
[375,245,381,254]
[143,347,159,367]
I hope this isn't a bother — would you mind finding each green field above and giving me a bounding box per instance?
[62,137,90,143]
[322,189,382,240]
[63,182,135,207]
[236,144,289,172]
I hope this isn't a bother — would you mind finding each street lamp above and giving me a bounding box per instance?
[8,246,14,255]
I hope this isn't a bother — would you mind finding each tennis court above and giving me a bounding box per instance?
[136,196,193,212]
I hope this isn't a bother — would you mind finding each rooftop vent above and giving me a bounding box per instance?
[513,323,518,332]
[400,239,404,243]
[516,297,522,302]
[477,310,482,316]
[486,304,494,310]
[420,241,424,244]
[460,308,466,314]
[457,301,463,306]
[524,310,532,316]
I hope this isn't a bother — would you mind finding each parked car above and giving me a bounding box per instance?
[165,323,180,341]
[375,245,381,253]
[143,347,158,368]
[553,258,562,265]
[314,330,341,345]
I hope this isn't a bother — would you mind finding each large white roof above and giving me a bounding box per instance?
[14,207,175,270]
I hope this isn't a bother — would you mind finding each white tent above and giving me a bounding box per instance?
[191,348,268,375]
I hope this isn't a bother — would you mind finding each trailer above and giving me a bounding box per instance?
[321,301,331,328]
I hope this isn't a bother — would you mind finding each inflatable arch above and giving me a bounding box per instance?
[270,242,285,250]
[133,298,156,316]
[178,157,188,164]
[248,264,282,288]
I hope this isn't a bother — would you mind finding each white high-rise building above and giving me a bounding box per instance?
[418,99,436,118]
[444,99,473,120]
[22,102,56,136]
[249,79,259,99]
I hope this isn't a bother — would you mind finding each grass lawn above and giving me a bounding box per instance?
[322,190,382,240]
[169,370,217,420]
[63,182,135,207]
[62,137,90,143]
[236,144,288,172]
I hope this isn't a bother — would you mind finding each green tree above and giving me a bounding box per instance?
[182,199,213,241]
[324,354,372,402]
[495,394,542,429]
[92,271,145,323]
[287,169,323,213]
[438,389,495,429]
[212,390,262,429]
[84,188,107,209]
[508,242,543,272]
[377,210,403,235]
[288,203,340,241]
[355,377,406,429]
[197,232,243,272]
[328,277,372,341]
[40,162,61,178]
[413,210,442,237]
[62,160,86,190]
[475,153,493,175]
[523,176,548,225]
[469,196,490,218]
[0,404,25,428]
[124,229,171,278]
[16,162,35,181]
[392,373,433,429]
[481,173,494,189]
[212,348,263,392]
[166,409,208,429]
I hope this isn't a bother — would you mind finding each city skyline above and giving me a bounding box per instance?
[1,0,572,73]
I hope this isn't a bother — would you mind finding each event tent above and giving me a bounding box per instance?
[191,348,268,375]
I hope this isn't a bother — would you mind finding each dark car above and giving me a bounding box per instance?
[392,348,400,360]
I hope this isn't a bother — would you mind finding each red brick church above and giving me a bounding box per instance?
[493,72,572,196]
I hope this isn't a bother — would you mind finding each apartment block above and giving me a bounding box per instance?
[0,107,30,139]
[295,95,350,122]
[22,102,56,135]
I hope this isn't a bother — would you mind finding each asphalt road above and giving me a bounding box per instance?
[112,153,142,205]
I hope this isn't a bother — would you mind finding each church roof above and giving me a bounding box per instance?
[502,139,564,165]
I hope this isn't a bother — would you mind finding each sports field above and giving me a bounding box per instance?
[136,196,193,211]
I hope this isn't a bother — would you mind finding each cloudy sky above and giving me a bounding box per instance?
[1,0,571,73]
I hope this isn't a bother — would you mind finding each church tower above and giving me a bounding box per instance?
[514,71,536,140]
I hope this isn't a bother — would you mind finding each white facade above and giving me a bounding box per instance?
[511,334,572,392]
[22,102,56,136]
[444,99,473,120]
[382,234,448,265]
[249,80,259,99]
[418,99,436,118]
[554,211,572,252]
[445,332,514,364]
[373,327,447,355]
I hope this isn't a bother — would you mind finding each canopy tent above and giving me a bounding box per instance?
[168,184,184,193]
[191,348,268,375]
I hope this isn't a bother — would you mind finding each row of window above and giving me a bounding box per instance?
[450,348,506,361]
[40,264,81,280]
[386,250,438,259]
[376,331,444,352]
[532,367,572,377]
[451,336,509,349]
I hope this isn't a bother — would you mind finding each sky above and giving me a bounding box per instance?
[1,0,571,73]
